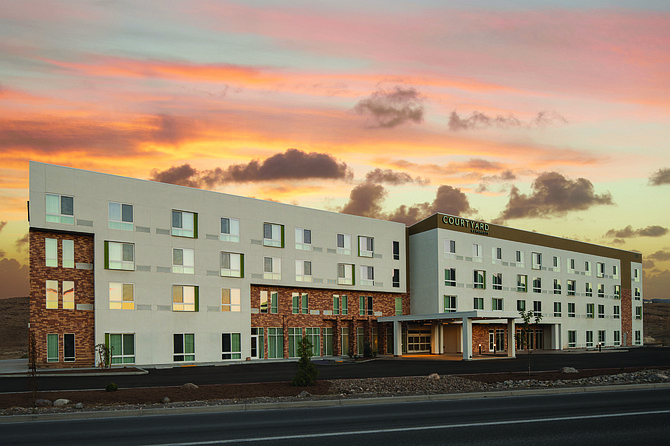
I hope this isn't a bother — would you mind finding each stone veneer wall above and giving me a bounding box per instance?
[29,229,95,368]
[250,285,408,358]
[621,288,632,347]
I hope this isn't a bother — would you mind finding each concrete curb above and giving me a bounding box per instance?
[0,368,149,378]
[2,382,670,424]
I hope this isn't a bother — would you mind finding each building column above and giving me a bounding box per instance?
[462,317,473,360]
[507,318,516,358]
[552,324,561,350]
[393,321,403,356]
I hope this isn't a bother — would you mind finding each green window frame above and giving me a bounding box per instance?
[47,333,59,362]
[445,268,456,286]
[270,292,278,314]
[106,333,135,364]
[172,285,199,312]
[342,295,348,315]
[263,222,284,247]
[444,295,457,313]
[474,297,484,310]
[301,293,309,314]
[306,327,320,356]
[292,293,300,314]
[288,328,301,358]
[267,327,283,359]
[173,333,195,362]
[333,295,340,315]
[104,241,135,271]
[222,333,241,360]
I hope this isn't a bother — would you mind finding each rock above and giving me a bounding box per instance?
[427,373,440,380]
[182,383,199,390]
[162,396,171,403]
[75,403,84,409]
[297,391,311,398]
[34,399,52,407]
[559,367,579,374]
[53,399,70,407]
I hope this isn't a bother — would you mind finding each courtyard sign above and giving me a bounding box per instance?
[442,216,489,235]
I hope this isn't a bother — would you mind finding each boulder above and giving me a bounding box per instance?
[53,399,70,407]
[75,403,84,409]
[297,390,311,398]
[34,399,52,407]
[182,383,199,390]
[559,367,579,374]
[427,373,440,380]
[162,396,171,404]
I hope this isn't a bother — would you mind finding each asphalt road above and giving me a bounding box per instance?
[1,347,669,393]
[2,387,669,445]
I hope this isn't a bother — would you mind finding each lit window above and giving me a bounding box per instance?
[263,222,284,247]
[220,217,240,242]
[295,228,312,250]
[220,252,243,278]
[173,333,195,362]
[296,260,312,282]
[358,236,374,257]
[109,202,133,231]
[172,285,198,312]
[172,210,196,238]
[221,288,241,312]
[444,295,457,313]
[263,257,281,280]
[63,281,75,310]
[360,265,374,286]
[172,248,194,274]
[46,280,58,309]
[613,285,621,299]
[337,233,351,255]
[222,333,241,360]
[105,241,134,271]
[337,263,354,285]
[46,193,74,225]
[109,282,134,310]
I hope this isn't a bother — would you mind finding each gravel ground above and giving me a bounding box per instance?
[2,368,669,417]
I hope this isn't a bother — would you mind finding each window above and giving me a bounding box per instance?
[263,257,281,280]
[634,268,640,282]
[635,306,642,320]
[220,217,240,242]
[568,302,575,318]
[444,268,456,287]
[515,250,524,265]
[288,328,301,358]
[108,333,135,364]
[306,328,320,356]
[391,241,400,260]
[517,299,526,311]
[296,260,312,282]
[295,228,312,250]
[598,330,606,345]
[109,202,133,231]
[635,287,641,300]
[333,295,340,315]
[360,266,374,286]
[517,275,527,292]
[613,305,620,319]
[533,301,542,317]
[268,328,283,359]
[554,302,561,317]
[586,331,593,348]
[62,240,74,268]
[109,282,134,310]
[585,282,593,297]
[46,280,58,309]
[474,297,484,310]
[222,333,241,360]
[532,252,542,270]
[392,269,400,288]
[221,252,244,278]
[494,247,502,261]
[585,261,591,276]
[172,285,198,312]
[395,297,403,315]
[47,333,58,362]
[221,288,241,312]
[333,294,349,315]
[597,283,604,298]
[612,265,618,278]
[492,273,502,290]
[359,296,373,316]
[568,258,575,273]
[614,285,621,299]
[553,279,561,295]
[586,303,594,319]
[532,277,541,293]
[635,330,641,345]
[597,304,603,319]
[172,210,197,238]
[341,295,349,315]
[341,327,349,357]
[492,298,503,311]
[337,263,354,285]
[45,238,58,267]
[358,236,374,257]
[596,262,605,278]
[567,280,576,296]
[46,193,74,224]
[472,243,482,261]
[270,292,278,313]
[260,290,277,314]
[324,328,333,356]
[263,222,284,247]
[614,330,621,346]
[105,241,134,270]
[444,295,457,313]
[63,333,75,362]
[568,331,576,348]
[443,239,457,257]
[474,270,485,289]
[552,256,560,271]
[302,293,309,314]
[62,281,74,310]
[172,248,194,274]
[173,333,195,362]
[337,233,351,255]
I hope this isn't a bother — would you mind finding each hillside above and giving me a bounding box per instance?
[0,296,28,359]
[643,302,670,346]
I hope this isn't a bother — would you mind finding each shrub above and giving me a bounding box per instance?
[363,342,373,358]
[105,382,118,392]
[291,337,319,387]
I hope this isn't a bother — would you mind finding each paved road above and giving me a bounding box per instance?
[1,347,669,393]
[2,387,669,445]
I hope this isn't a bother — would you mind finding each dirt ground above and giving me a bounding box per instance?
[0,296,28,360]
[644,302,670,345]
[2,367,665,410]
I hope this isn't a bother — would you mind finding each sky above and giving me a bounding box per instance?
[1,0,669,299]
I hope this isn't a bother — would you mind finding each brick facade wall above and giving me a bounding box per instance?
[29,229,95,368]
[250,285,408,358]
[621,288,632,347]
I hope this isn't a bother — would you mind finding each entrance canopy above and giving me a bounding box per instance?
[379,311,520,360]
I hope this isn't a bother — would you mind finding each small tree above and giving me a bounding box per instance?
[95,343,112,369]
[291,336,319,387]
[516,309,542,375]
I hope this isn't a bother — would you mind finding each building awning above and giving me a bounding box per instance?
[378,310,521,324]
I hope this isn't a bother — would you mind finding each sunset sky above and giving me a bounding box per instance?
[1,0,669,299]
